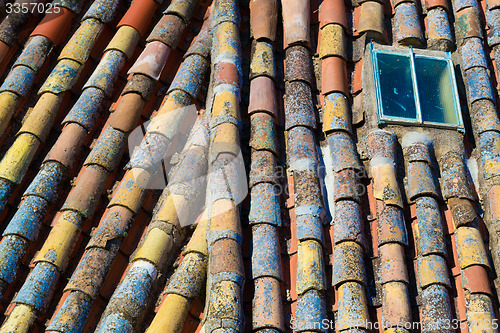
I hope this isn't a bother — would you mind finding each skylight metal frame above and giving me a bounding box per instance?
[370,43,464,131]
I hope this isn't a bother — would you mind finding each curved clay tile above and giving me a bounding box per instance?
[0,0,119,214]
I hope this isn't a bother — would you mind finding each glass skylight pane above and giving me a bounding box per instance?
[414,56,459,125]
[375,52,417,120]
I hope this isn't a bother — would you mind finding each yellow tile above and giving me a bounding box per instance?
[109,168,151,214]
[166,0,196,22]
[18,93,61,142]
[466,294,496,333]
[0,92,20,137]
[0,133,40,183]
[155,91,192,118]
[371,162,403,208]
[319,24,346,59]
[212,122,240,156]
[455,226,490,269]
[214,22,239,58]
[0,304,36,333]
[155,193,189,228]
[132,227,173,267]
[212,90,240,121]
[322,93,350,133]
[58,18,104,64]
[34,213,80,270]
[105,25,141,59]
[297,239,326,294]
[250,41,275,79]
[184,210,208,256]
[146,293,190,333]
[418,254,450,288]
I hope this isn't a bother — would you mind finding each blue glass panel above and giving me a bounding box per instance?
[414,56,459,125]
[375,52,418,120]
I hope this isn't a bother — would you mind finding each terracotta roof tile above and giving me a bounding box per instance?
[0,0,500,329]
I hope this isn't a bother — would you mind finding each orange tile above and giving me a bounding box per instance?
[289,252,298,301]
[289,209,298,254]
[444,207,455,234]
[352,59,363,94]
[449,232,461,277]
[455,275,467,321]
[462,265,492,295]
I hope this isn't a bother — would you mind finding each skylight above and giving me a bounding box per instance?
[371,44,463,130]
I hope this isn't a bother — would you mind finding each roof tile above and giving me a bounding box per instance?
[357,1,386,41]
[378,243,409,283]
[44,123,88,169]
[296,214,324,243]
[249,150,278,187]
[282,0,310,47]
[117,0,159,36]
[62,164,109,218]
[252,277,285,330]
[407,161,439,200]
[248,76,278,118]
[394,2,425,46]
[455,226,491,269]
[332,241,366,286]
[417,254,451,288]
[31,8,75,45]
[337,281,370,330]
[448,197,477,227]
[456,6,483,41]
[328,132,362,172]
[381,281,412,326]
[424,0,451,12]
[321,56,348,95]
[440,152,475,200]
[377,201,408,246]
[479,130,500,179]
[285,81,316,130]
[461,264,492,294]
[333,200,366,246]
[322,92,351,134]
[249,0,278,41]
[319,0,349,30]
[251,223,282,280]
[415,197,448,256]
[127,41,171,80]
[285,45,313,84]
[122,73,156,100]
[420,284,454,330]
[294,289,327,331]
[84,125,126,172]
[427,7,455,51]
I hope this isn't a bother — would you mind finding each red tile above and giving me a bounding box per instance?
[449,232,461,277]
[352,59,363,94]
[444,207,455,234]
[462,265,492,295]
[118,0,159,37]
[289,253,297,301]
[319,0,349,30]
[289,209,298,254]
[30,8,75,45]
[321,56,348,96]
[455,275,467,320]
